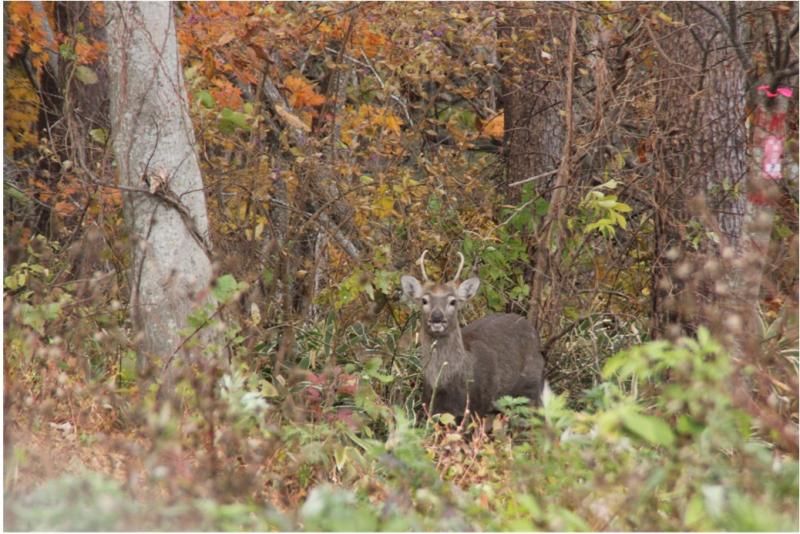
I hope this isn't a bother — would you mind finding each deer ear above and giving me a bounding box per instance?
[456,277,480,301]
[401,275,423,300]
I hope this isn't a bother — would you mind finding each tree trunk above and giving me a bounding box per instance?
[106,2,217,372]
[730,85,792,356]
[499,6,564,199]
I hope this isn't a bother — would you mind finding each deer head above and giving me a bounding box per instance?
[401,250,480,337]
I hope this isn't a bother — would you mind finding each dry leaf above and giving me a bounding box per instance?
[275,104,311,133]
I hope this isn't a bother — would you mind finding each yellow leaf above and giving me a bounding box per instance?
[656,11,673,24]
[385,113,403,134]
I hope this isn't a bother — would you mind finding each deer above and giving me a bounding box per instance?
[401,250,545,418]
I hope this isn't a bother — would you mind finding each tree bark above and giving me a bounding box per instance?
[526,8,577,330]
[499,6,564,200]
[106,2,217,372]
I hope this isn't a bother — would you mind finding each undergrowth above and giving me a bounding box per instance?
[3,240,798,531]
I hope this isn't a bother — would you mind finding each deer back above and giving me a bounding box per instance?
[462,313,545,414]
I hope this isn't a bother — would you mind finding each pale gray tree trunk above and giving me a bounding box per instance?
[728,87,792,356]
[107,2,216,371]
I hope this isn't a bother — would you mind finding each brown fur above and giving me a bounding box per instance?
[401,275,545,416]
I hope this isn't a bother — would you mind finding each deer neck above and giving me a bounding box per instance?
[421,328,470,386]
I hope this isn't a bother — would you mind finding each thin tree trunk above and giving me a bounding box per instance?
[106,2,217,373]
[729,85,792,356]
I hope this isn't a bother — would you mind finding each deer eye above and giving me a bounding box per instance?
[448,298,457,307]
[421,297,429,306]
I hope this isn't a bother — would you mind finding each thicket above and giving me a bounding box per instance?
[4,2,798,531]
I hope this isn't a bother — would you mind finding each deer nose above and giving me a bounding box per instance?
[430,310,444,323]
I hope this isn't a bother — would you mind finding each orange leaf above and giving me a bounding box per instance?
[284,74,326,108]
[385,113,403,134]
[481,113,504,140]
[55,200,77,216]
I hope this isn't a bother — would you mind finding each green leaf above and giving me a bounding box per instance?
[437,413,456,425]
[300,485,377,531]
[334,446,348,471]
[602,350,627,378]
[119,350,138,385]
[363,357,393,384]
[615,201,633,212]
[219,107,251,131]
[620,411,675,448]
[4,274,20,291]
[533,198,549,217]
[196,90,216,109]
[259,380,279,398]
[696,325,711,348]
[59,42,76,61]
[75,65,99,85]
[427,194,442,214]
[212,274,246,303]
[684,493,707,527]
[261,267,273,286]
[4,182,32,207]
[676,414,704,436]
[89,128,108,145]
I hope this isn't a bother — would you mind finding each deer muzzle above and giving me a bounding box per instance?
[428,310,447,333]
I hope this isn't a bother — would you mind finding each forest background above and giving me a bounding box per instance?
[3,1,798,531]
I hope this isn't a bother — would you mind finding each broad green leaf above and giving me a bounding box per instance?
[196,90,215,109]
[684,493,707,527]
[601,351,630,378]
[620,411,675,448]
[212,274,246,303]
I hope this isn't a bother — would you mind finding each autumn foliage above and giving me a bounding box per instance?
[3,2,798,531]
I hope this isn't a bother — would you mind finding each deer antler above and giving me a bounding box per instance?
[418,249,430,282]
[453,252,465,281]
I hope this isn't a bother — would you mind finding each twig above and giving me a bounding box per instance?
[508,169,558,187]
[695,2,754,82]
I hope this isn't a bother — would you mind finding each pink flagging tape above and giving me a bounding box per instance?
[757,85,793,98]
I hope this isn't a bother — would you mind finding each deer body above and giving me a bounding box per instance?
[402,251,545,417]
